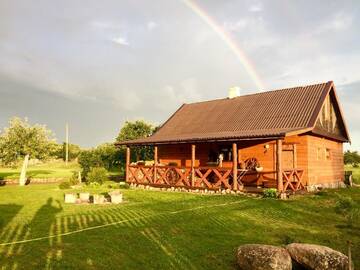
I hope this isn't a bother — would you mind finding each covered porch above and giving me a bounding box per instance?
[125,140,305,193]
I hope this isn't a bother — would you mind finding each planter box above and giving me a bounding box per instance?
[64,193,77,204]
[109,191,123,204]
[93,194,105,204]
[79,192,90,203]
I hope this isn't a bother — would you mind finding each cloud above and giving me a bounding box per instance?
[91,21,122,30]
[223,19,249,31]
[147,21,157,31]
[249,3,263,12]
[112,36,129,46]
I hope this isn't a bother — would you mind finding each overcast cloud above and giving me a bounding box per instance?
[0,0,359,148]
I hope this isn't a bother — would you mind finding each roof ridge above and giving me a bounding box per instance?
[185,81,331,106]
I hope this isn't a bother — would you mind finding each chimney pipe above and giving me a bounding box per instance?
[228,86,240,99]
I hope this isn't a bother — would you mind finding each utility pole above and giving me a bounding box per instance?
[65,123,69,166]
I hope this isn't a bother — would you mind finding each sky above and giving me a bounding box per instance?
[0,0,359,149]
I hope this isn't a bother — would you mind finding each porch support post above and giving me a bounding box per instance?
[232,143,238,190]
[276,139,283,193]
[153,146,158,183]
[191,144,196,187]
[126,146,130,183]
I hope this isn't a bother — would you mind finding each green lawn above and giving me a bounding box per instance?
[0,184,359,269]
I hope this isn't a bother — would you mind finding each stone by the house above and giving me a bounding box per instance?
[109,190,123,204]
[79,192,90,203]
[64,193,77,204]
[286,243,349,270]
[237,244,292,270]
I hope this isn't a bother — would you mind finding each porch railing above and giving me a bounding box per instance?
[128,164,305,192]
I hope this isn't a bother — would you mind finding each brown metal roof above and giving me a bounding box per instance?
[118,81,349,145]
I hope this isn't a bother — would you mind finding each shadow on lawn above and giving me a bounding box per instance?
[0,198,62,269]
[0,204,23,232]
[0,195,358,269]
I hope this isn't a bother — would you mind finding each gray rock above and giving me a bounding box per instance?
[237,244,292,270]
[286,243,349,270]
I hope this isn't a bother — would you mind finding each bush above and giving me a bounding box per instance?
[78,144,123,178]
[263,188,278,198]
[119,182,130,189]
[59,181,71,189]
[78,150,103,178]
[87,167,108,185]
[69,171,80,186]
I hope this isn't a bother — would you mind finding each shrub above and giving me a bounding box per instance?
[78,144,123,178]
[119,182,130,189]
[263,188,278,198]
[78,150,103,178]
[335,195,360,227]
[69,171,80,186]
[87,167,108,185]
[59,181,71,189]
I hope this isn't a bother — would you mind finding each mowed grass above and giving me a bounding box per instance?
[0,184,359,269]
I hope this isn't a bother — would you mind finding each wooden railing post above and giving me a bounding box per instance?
[191,144,196,187]
[232,143,238,190]
[276,139,283,193]
[153,146,158,183]
[126,146,130,183]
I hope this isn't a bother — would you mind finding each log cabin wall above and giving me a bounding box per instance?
[306,135,344,185]
[158,136,310,185]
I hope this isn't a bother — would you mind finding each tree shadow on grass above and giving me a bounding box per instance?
[0,204,23,233]
[0,198,62,269]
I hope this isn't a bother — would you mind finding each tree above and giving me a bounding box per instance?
[0,117,55,164]
[59,143,81,161]
[0,117,55,185]
[78,143,123,179]
[344,150,360,167]
[116,120,155,161]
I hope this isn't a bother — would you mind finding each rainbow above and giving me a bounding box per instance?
[183,0,266,91]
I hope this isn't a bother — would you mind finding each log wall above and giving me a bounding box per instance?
[157,134,344,187]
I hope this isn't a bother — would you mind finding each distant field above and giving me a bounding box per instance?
[345,165,360,184]
[0,161,80,180]
[0,160,122,181]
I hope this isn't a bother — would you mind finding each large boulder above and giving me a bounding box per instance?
[237,244,292,270]
[286,243,349,270]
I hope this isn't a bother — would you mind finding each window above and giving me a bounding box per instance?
[317,148,322,160]
[325,148,331,160]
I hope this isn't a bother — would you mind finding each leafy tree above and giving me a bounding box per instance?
[0,117,55,165]
[59,143,81,161]
[78,149,103,178]
[344,150,360,167]
[116,120,155,161]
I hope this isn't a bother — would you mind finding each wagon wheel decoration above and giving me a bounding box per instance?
[244,158,259,171]
[166,168,180,185]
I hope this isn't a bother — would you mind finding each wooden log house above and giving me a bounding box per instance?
[117,81,350,193]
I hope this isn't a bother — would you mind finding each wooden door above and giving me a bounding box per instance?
[282,144,296,170]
